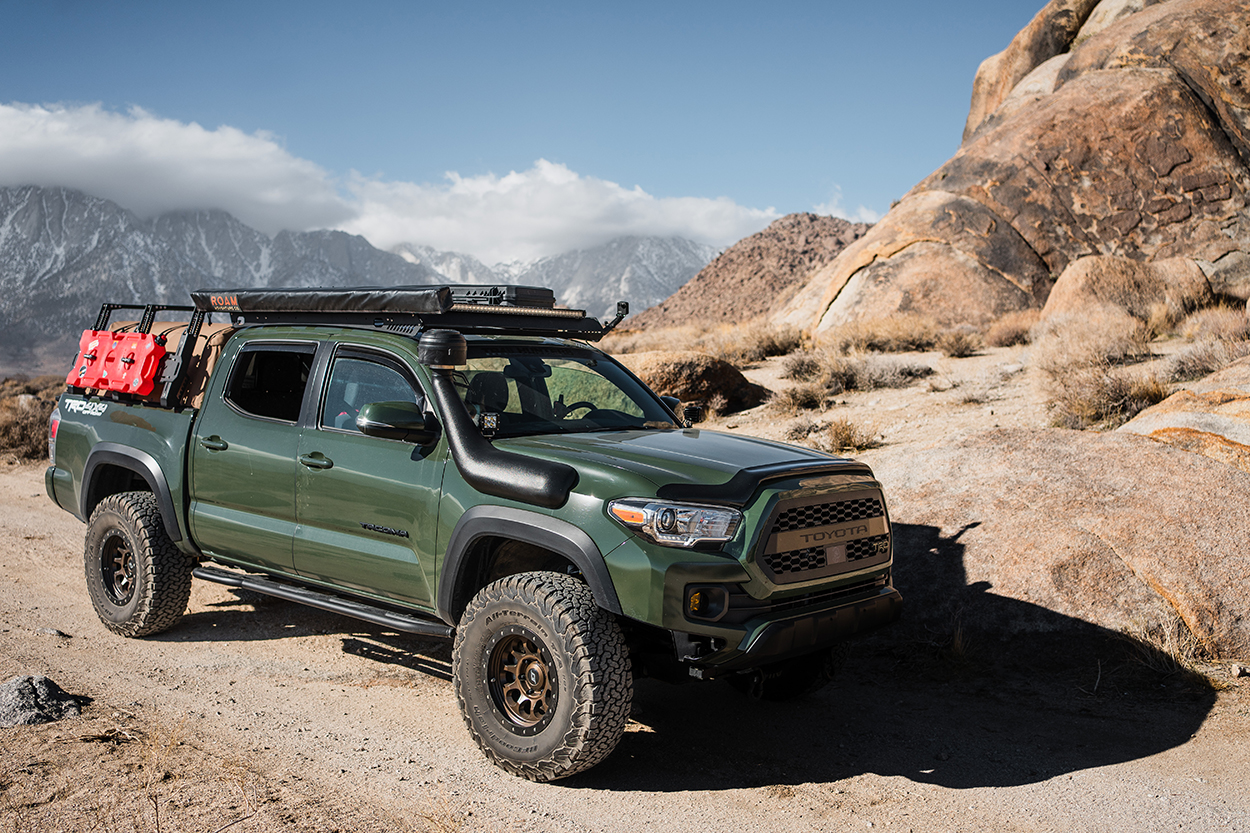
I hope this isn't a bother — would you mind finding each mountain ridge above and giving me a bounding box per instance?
[0,185,717,372]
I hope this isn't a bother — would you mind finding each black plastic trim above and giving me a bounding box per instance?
[82,443,183,542]
[656,460,875,506]
[193,565,453,638]
[438,505,623,623]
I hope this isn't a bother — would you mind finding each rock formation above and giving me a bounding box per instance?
[615,351,769,414]
[629,214,869,330]
[779,0,1250,334]
[872,427,1250,658]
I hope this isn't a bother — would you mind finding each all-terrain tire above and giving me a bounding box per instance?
[452,571,631,781]
[729,642,851,701]
[84,491,195,637]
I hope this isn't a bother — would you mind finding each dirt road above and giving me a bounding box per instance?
[2,454,1247,832]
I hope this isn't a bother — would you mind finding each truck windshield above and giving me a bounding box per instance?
[453,345,677,437]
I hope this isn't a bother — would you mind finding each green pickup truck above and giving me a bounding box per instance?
[46,285,900,781]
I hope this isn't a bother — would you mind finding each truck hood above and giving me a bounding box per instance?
[496,428,845,493]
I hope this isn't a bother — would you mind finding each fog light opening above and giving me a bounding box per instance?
[685,585,728,622]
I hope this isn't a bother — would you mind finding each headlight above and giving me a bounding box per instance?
[608,499,742,548]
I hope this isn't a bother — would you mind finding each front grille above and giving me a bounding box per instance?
[757,491,889,584]
[773,497,883,532]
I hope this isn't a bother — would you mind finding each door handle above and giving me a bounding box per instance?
[199,436,228,451]
[298,453,333,470]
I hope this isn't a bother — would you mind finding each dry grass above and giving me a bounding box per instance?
[1178,304,1250,342]
[1166,339,1250,383]
[785,416,882,452]
[1119,615,1230,691]
[936,327,983,358]
[773,352,934,410]
[772,383,826,413]
[603,322,802,365]
[1031,309,1154,373]
[822,314,939,354]
[1030,308,1167,429]
[0,375,62,461]
[985,309,1040,347]
[1045,364,1169,429]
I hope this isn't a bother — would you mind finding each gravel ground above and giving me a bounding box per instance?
[2,344,1248,831]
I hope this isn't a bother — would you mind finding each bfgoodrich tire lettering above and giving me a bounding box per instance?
[452,571,631,781]
[84,491,194,637]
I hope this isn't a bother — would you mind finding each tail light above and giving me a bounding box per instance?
[48,407,60,463]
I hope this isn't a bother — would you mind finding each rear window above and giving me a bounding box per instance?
[224,345,315,422]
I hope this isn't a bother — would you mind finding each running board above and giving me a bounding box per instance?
[193,565,454,639]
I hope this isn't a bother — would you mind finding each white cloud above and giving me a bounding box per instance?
[814,185,883,225]
[341,160,778,264]
[0,103,352,233]
[0,102,779,264]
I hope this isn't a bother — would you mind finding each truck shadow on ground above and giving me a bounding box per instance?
[155,594,455,681]
[568,522,1217,792]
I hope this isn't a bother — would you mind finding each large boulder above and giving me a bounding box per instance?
[964,0,1102,141]
[867,427,1250,659]
[781,0,1250,335]
[1040,255,1212,322]
[616,351,769,414]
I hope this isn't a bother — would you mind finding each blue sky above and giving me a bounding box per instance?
[0,0,1043,262]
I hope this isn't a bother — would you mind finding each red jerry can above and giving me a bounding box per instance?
[65,330,111,389]
[100,332,167,396]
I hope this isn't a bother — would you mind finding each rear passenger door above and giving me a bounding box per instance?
[189,341,316,573]
[292,346,446,608]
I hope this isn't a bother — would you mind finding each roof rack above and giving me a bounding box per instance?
[85,302,207,408]
[188,285,628,341]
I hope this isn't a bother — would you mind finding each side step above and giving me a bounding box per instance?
[193,565,454,639]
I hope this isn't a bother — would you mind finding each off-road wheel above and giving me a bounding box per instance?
[84,491,195,637]
[729,642,850,701]
[452,571,631,781]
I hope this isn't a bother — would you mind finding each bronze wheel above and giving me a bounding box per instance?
[486,627,557,734]
[99,531,137,606]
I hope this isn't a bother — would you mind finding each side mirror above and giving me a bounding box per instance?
[660,395,681,417]
[357,401,441,446]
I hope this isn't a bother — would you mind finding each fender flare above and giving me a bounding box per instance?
[82,443,183,542]
[438,505,622,624]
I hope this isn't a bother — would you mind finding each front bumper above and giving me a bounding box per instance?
[700,584,902,672]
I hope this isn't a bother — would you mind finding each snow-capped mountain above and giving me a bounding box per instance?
[0,185,718,372]
[390,237,719,320]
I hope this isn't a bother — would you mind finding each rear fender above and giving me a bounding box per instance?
[82,443,183,542]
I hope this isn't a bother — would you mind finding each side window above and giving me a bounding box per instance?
[224,346,315,422]
[321,355,422,432]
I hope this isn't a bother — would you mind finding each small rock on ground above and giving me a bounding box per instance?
[0,674,83,727]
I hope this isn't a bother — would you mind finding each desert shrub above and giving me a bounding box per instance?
[786,417,881,452]
[1031,308,1153,374]
[1165,339,1250,382]
[0,375,62,460]
[1178,305,1250,342]
[603,323,802,366]
[936,327,983,358]
[1046,364,1169,430]
[984,309,1040,347]
[700,324,802,365]
[853,355,935,389]
[771,383,825,413]
[780,352,822,381]
[824,314,939,354]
